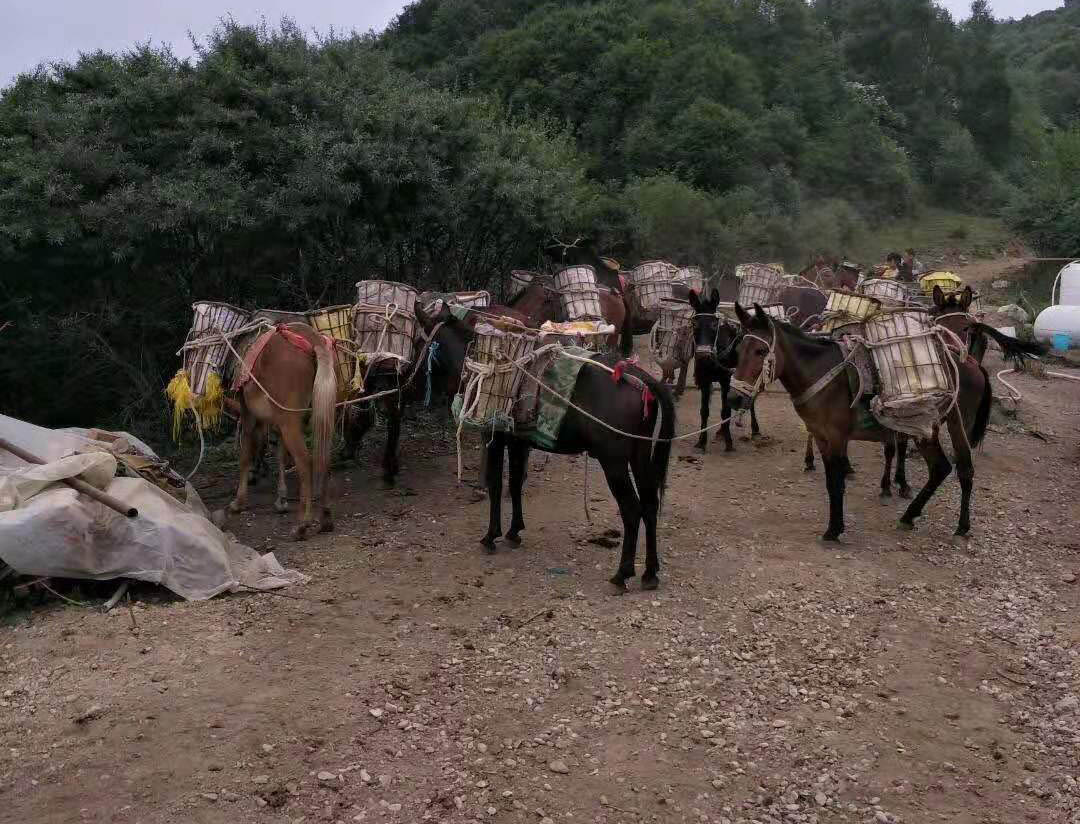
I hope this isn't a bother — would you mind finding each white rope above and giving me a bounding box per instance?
[996,368,1023,402]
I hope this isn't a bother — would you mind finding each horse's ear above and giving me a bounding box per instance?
[932,285,945,309]
[709,288,720,306]
[753,303,768,325]
[734,302,753,329]
[960,285,973,311]
[688,289,702,312]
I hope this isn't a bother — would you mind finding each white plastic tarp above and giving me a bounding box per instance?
[0,414,308,600]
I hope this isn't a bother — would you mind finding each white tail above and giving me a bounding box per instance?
[310,338,337,505]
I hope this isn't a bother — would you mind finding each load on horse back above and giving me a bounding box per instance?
[423,303,676,592]
[729,303,992,541]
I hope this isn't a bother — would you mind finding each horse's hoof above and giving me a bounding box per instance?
[695,441,707,452]
[291,522,314,541]
[228,500,245,514]
[505,532,522,546]
[641,574,660,591]
[898,487,912,499]
[273,499,289,514]
[954,527,970,538]
[804,464,816,473]
[821,532,841,543]
[608,576,629,595]
[319,519,335,534]
[480,536,497,554]
[897,520,915,531]
[723,444,735,453]
[880,488,892,499]
[381,477,396,490]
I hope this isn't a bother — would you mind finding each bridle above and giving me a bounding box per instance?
[694,312,740,360]
[730,322,777,400]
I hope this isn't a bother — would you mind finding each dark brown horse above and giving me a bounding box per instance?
[427,309,676,591]
[729,303,992,541]
[931,286,1044,366]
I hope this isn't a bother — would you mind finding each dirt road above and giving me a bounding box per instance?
[2,347,1080,824]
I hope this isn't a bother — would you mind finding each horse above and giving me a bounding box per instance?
[729,303,992,541]
[930,285,1044,366]
[227,323,337,540]
[424,306,676,592]
[508,272,632,355]
[687,288,760,451]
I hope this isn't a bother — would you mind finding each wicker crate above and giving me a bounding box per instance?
[355,280,418,314]
[184,302,251,396]
[859,279,912,307]
[509,270,538,301]
[918,271,963,296]
[863,310,951,404]
[459,323,538,429]
[820,315,862,337]
[308,305,356,393]
[450,290,491,309]
[674,266,706,295]
[554,264,603,320]
[825,291,880,320]
[635,277,675,313]
[539,320,614,352]
[736,263,785,307]
[631,260,677,284]
[650,299,695,365]
[353,304,419,379]
[758,303,790,322]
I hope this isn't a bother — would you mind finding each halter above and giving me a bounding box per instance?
[693,312,739,359]
[729,322,777,400]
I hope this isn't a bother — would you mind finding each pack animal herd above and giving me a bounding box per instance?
[179,249,1044,593]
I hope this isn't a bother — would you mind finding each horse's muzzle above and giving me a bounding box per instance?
[696,345,714,357]
[728,393,746,411]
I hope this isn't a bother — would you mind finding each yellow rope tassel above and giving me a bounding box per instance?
[197,371,225,432]
[165,369,196,441]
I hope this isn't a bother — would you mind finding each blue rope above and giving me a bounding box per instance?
[424,341,441,408]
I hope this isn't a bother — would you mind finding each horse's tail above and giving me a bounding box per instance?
[974,323,1046,365]
[639,370,675,513]
[310,337,338,503]
[970,363,993,448]
[619,299,634,357]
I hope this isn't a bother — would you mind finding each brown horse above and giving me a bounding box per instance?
[729,303,992,541]
[509,274,631,355]
[931,285,1044,366]
[229,323,337,540]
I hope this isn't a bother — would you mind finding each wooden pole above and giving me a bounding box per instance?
[0,438,138,518]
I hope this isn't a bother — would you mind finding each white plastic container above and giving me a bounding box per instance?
[1034,304,1080,348]
[1054,261,1080,307]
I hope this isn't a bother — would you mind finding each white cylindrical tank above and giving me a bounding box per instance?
[1054,260,1080,306]
[1034,304,1080,347]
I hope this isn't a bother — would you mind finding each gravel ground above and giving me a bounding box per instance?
[1,347,1079,824]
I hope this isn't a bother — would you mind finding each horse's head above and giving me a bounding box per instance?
[415,300,469,404]
[932,284,976,345]
[729,302,782,409]
[688,288,739,362]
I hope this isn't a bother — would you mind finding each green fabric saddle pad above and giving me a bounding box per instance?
[846,365,884,434]
[521,346,592,450]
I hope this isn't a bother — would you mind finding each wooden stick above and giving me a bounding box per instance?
[0,437,137,518]
[102,581,130,613]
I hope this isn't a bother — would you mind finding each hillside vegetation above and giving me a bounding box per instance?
[0,1,1078,433]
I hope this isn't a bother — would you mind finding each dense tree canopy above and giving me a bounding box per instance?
[1,2,1077,434]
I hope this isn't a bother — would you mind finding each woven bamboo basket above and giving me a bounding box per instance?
[650,299,695,365]
[825,291,880,320]
[674,266,706,296]
[355,280,418,314]
[509,270,537,301]
[820,315,862,337]
[184,302,251,396]
[918,271,963,296]
[860,279,912,307]
[758,303,790,322]
[631,260,677,284]
[450,290,491,309]
[736,263,785,307]
[539,320,614,352]
[459,323,538,429]
[715,301,737,322]
[863,310,951,405]
[635,277,675,313]
[554,264,603,320]
[353,280,420,379]
[308,305,356,393]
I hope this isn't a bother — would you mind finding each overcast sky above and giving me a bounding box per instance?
[1,0,1065,89]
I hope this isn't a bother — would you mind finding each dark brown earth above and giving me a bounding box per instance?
[2,286,1080,824]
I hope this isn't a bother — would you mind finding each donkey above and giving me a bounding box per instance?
[931,285,1044,366]
[730,303,992,541]
[228,323,337,540]
[687,288,760,451]
[427,309,676,592]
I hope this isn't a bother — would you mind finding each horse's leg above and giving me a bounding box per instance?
[749,396,761,439]
[600,457,641,593]
[717,372,734,452]
[346,403,375,461]
[248,423,267,486]
[818,438,848,541]
[480,434,505,552]
[898,437,952,530]
[279,417,316,540]
[505,440,529,545]
[674,360,689,398]
[696,373,713,451]
[894,434,912,498]
[382,402,401,488]
[804,434,816,471]
[273,433,290,514]
[880,438,895,498]
[630,449,660,591]
[946,411,975,537]
[230,413,259,514]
